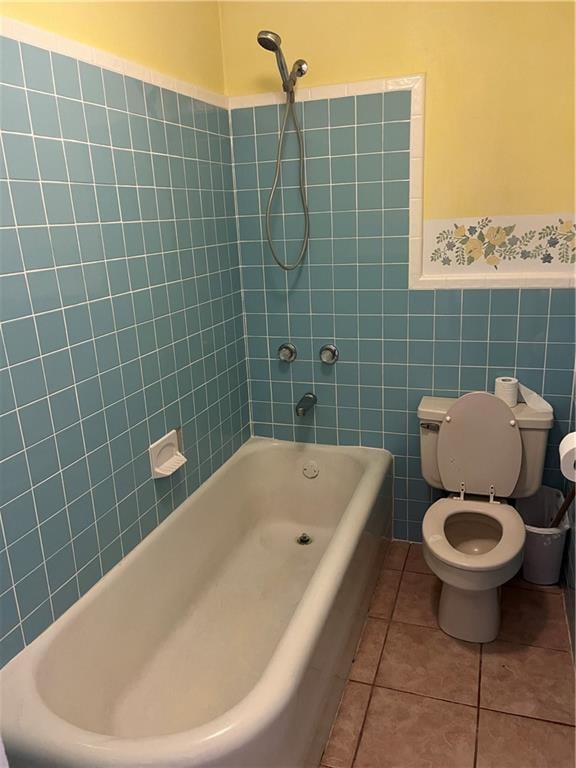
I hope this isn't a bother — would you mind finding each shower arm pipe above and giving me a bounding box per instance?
[264,94,310,271]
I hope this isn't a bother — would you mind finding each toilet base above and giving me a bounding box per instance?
[438,583,500,643]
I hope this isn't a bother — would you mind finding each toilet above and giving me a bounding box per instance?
[418,391,553,643]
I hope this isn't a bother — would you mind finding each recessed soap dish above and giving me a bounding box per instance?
[149,429,187,479]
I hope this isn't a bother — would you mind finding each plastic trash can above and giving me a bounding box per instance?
[516,486,569,585]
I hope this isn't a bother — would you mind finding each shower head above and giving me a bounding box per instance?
[257,29,307,95]
[257,29,290,90]
[257,30,282,52]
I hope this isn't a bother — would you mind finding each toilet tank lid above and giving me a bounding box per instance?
[418,395,553,429]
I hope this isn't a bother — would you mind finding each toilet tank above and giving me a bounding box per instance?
[417,396,554,499]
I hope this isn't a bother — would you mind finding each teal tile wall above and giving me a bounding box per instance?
[231,94,575,542]
[0,37,249,666]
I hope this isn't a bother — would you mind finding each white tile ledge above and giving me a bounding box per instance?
[0,16,229,108]
[1,17,424,113]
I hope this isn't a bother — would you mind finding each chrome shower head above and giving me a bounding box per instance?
[257,30,282,52]
[257,29,290,90]
[257,30,307,96]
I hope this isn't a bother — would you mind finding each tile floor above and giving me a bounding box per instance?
[320,541,575,768]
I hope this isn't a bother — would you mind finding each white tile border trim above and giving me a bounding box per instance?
[0,16,229,108]
[1,16,425,112]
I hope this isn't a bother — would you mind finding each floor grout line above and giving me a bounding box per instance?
[478,706,575,729]
[369,682,478,710]
[473,642,483,768]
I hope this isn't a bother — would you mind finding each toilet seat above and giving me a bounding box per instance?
[422,497,526,572]
[437,392,522,497]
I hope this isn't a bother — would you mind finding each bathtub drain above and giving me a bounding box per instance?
[296,532,312,545]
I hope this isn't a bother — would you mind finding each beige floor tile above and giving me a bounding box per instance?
[380,540,409,571]
[391,571,440,627]
[476,709,575,768]
[404,542,432,574]
[350,618,388,684]
[353,688,476,768]
[481,640,575,725]
[499,587,570,651]
[369,569,401,619]
[321,681,371,768]
[375,622,480,705]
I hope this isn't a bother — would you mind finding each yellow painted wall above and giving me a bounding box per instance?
[2,2,573,219]
[219,2,574,219]
[2,2,225,94]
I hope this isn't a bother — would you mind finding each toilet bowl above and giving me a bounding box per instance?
[423,497,525,642]
[417,391,553,643]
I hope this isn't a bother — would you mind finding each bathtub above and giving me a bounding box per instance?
[2,437,392,768]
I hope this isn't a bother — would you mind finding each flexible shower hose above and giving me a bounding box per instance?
[264,96,310,271]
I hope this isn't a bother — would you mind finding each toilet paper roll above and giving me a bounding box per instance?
[559,432,576,482]
[494,376,519,407]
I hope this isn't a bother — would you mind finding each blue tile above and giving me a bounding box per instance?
[71,184,98,223]
[8,528,43,582]
[35,138,68,181]
[11,183,46,229]
[0,411,23,462]
[19,226,54,269]
[125,76,146,115]
[27,91,60,137]
[330,96,354,126]
[78,62,105,104]
[27,269,60,313]
[2,317,39,364]
[21,43,54,92]
[0,450,30,507]
[43,348,74,393]
[0,181,14,227]
[35,311,66,356]
[3,134,39,180]
[22,600,53,644]
[43,182,74,224]
[15,565,49,617]
[384,91,411,121]
[19,397,53,446]
[57,266,87,306]
[383,122,410,151]
[103,70,127,110]
[64,142,94,183]
[0,229,23,274]
[51,53,81,98]
[0,37,24,86]
[46,544,75,591]
[0,274,32,321]
[58,97,88,141]
[0,590,19,637]
[0,84,30,132]
[0,368,16,415]
[84,104,110,144]
[11,358,47,407]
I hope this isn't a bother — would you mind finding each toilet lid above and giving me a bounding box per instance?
[437,392,522,497]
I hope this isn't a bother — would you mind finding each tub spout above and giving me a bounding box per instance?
[296,392,317,417]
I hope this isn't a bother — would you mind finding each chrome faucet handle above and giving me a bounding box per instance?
[319,344,339,365]
[277,343,297,363]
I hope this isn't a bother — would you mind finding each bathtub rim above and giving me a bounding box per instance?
[2,437,392,766]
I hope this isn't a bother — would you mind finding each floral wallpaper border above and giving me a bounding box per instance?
[431,217,575,269]
[415,213,576,289]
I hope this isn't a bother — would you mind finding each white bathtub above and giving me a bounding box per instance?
[1,437,392,768]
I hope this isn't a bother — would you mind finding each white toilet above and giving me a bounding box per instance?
[418,391,553,643]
